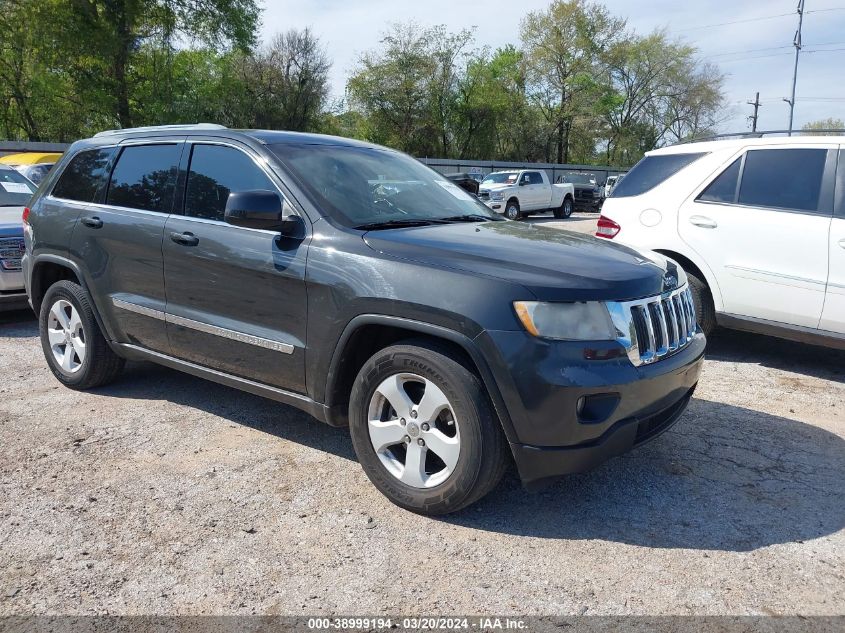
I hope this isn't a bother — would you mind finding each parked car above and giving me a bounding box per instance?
[598,135,844,348]
[0,152,62,185]
[604,174,623,199]
[479,169,575,219]
[445,172,480,196]
[24,125,704,514]
[0,165,36,310]
[560,173,602,212]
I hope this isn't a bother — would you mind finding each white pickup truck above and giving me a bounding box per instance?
[478,169,575,220]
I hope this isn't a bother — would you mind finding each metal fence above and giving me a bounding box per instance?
[418,157,627,185]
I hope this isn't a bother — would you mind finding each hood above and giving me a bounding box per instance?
[363,221,676,302]
[479,182,515,192]
[0,206,25,236]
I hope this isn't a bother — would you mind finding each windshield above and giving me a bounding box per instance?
[481,172,519,185]
[564,174,596,185]
[270,144,499,228]
[0,168,36,206]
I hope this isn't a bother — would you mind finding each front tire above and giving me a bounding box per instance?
[39,280,125,389]
[504,200,521,220]
[349,340,509,515]
[688,272,716,336]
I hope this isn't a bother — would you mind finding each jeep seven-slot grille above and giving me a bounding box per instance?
[608,285,697,366]
[0,237,24,271]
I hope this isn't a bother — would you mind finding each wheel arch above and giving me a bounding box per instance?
[30,255,118,349]
[653,248,723,312]
[324,315,518,442]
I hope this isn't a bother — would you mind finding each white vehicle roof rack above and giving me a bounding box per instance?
[94,123,227,137]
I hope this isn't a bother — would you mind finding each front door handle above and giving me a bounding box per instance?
[839,238,845,250]
[689,215,718,229]
[80,216,103,229]
[170,231,199,246]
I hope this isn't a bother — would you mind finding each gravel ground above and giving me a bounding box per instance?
[1,214,843,616]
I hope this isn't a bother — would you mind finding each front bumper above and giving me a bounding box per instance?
[481,199,503,213]
[476,329,705,486]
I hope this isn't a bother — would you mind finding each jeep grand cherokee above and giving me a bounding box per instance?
[23,125,705,515]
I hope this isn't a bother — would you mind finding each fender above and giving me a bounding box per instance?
[324,314,519,443]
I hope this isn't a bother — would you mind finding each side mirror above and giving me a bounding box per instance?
[224,190,300,235]
[519,178,529,186]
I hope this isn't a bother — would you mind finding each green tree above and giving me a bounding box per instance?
[222,28,331,131]
[520,0,626,164]
[802,118,845,134]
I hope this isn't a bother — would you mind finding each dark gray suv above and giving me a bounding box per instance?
[23,124,705,514]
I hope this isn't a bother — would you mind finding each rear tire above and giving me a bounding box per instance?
[349,340,509,515]
[688,272,716,336]
[39,280,125,389]
[554,197,573,219]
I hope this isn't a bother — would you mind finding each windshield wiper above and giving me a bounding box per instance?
[353,218,451,231]
[438,214,497,223]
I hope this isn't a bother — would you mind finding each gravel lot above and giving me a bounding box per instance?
[1,214,843,616]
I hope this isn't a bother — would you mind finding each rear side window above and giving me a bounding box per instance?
[52,148,115,203]
[738,148,827,213]
[106,144,181,213]
[611,152,706,198]
[184,144,276,221]
[697,158,741,204]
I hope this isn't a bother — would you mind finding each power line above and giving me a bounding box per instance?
[677,6,845,33]
[676,12,793,32]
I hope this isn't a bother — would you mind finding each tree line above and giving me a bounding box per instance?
[0,0,727,167]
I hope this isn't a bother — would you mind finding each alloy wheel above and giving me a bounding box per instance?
[367,372,461,488]
[47,299,86,374]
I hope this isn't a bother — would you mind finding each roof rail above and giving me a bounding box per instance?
[94,123,227,138]
[682,129,845,143]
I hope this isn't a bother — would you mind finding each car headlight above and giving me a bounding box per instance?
[513,301,616,341]
[490,191,505,200]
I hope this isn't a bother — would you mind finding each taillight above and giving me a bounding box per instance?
[22,207,30,225]
[596,215,620,239]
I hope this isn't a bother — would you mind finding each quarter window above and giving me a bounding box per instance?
[697,158,741,204]
[52,148,115,203]
[737,148,827,213]
[611,152,706,198]
[184,144,276,221]
[106,144,181,213]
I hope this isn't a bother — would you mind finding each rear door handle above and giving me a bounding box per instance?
[689,215,718,229]
[839,238,845,249]
[170,231,199,246]
[80,216,103,229]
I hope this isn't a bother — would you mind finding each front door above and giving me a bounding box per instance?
[68,141,184,353]
[163,141,309,392]
[678,145,835,328]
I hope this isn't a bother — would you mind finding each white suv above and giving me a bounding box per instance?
[598,136,844,349]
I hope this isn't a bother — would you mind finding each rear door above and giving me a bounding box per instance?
[69,140,184,353]
[678,145,835,328]
[162,140,309,392]
[820,148,845,333]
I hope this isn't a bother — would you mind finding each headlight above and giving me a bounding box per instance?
[490,191,505,200]
[513,301,616,341]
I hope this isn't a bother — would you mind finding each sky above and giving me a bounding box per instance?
[260,0,845,134]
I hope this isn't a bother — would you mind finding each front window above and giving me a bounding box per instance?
[270,144,498,228]
[0,168,36,206]
[481,172,519,185]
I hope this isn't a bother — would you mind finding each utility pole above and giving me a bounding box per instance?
[747,92,762,132]
[786,0,805,135]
